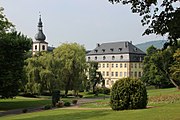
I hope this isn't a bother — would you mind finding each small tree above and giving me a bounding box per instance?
[110,78,147,110]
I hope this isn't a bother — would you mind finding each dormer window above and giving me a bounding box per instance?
[120,55,123,59]
[134,48,138,51]
[102,49,105,52]
[110,48,114,52]
[103,56,106,60]
[119,48,122,51]
[112,56,115,60]
[95,50,98,53]
[95,56,97,60]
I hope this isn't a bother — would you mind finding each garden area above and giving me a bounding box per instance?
[0,88,180,120]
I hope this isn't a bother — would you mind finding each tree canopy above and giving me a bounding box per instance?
[0,8,32,98]
[109,0,180,45]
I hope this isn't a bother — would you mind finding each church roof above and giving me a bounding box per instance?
[34,16,46,41]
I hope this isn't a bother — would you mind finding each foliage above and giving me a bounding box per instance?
[72,99,78,104]
[44,104,52,110]
[0,7,14,35]
[109,0,180,44]
[52,90,60,107]
[110,78,147,110]
[87,62,105,94]
[24,52,60,95]
[170,48,180,89]
[64,101,71,107]
[96,87,110,95]
[0,32,32,98]
[53,43,87,96]
[141,45,172,88]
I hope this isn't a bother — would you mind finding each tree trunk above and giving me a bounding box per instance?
[169,77,180,90]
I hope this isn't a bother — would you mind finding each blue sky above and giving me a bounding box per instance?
[0,0,164,50]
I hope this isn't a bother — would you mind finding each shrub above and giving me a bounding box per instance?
[44,104,52,110]
[72,99,78,104]
[64,101,71,107]
[56,101,64,108]
[22,108,28,113]
[110,78,148,110]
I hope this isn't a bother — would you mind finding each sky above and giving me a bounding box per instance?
[0,0,165,50]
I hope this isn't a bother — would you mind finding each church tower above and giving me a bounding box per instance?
[32,15,48,55]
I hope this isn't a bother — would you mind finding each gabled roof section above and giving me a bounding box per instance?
[87,41,145,55]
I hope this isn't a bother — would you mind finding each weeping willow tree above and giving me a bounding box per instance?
[24,52,61,95]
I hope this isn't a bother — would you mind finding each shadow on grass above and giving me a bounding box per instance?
[0,100,51,110]
[16,109,109,120]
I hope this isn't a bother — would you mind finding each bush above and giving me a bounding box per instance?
[44,104,52,110]
[96,87,110,95]
[22,108,28,113]
[72,99,78,104]
[64,101,71,107]
[56,101,64,108]
[110,78,148,110]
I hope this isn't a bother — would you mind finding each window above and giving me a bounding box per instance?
[131,72,133,77]
[115,72,118,77]
[112,56,115,60]
[134,71,137,77]
[131,63,133,68]
[112,64,114,68]
[120,55,123,59]
[120,63,122,68]
[111,81,114,85]
[116,64,118,68]
[111,72,114,76]
[135,63,137,68]
[106,71,109,76]
[119,48,122,51]
[103,56,106,60]
[102,71,105,76]
[42,45,45,50]
[124,63,127,68]
[102,49,105,52]
[107,63,109,68]
[124,72,127,77]
[95,56,97,60]
[110,48,114,51]
[95,50,98,53]
[35,45,37,50]
[139,63,141,68]
[88,57,90,60]
[120,72,122,77]
[103,64,105,68]
[98,64,101,68]
[139,72,142,77]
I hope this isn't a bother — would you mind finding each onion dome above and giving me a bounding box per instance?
[35,15,46,41]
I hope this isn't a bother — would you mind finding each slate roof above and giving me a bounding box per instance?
[87,41,145,55]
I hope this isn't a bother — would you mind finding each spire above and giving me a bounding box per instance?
[35,14,46,41]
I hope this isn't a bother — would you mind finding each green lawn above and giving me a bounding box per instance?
[0,88,180,120]
[1,101,180,120]
[0,96,51,111]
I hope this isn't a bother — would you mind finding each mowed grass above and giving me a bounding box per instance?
[1,101,180,120]
[0,88,180,120]
[0,96,51,111]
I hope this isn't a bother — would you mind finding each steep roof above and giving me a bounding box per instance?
[87,41,145,55]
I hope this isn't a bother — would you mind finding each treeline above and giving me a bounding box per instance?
[141,41,180,89]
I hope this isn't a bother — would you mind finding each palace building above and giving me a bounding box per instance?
[86,41,146,88]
